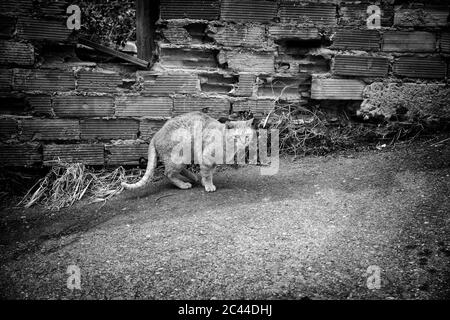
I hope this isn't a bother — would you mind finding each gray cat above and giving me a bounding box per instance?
[121,111,254,192]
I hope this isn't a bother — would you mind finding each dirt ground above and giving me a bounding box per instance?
[0,140,449,300]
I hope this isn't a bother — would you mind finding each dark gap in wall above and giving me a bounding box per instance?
[277,39,323,56]
[0,15,16,39]
[120,78,137,90]
[299,56,329,74]
[38,43,80,65]
[275,59,330,74]
[321,34,333,48]
[0,95,29,115]
[199,72,237,93]
[276,38,330,74]
[184,23,213,44]
[257,76,307,99]
[201,84,233,94]
[319,100,363,121]
[200,73,237,85]
[160,47,220,69]
[276,39,330,73]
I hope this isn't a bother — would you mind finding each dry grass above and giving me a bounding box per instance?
[267,103,372,156]
[268,103,326,156]
[17,160,154,211]
[265,100,428,156]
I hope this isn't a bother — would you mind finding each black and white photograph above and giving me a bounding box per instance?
[0,0,449,308]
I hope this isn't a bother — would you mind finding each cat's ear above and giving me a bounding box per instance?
[218,117,234,128]
[246,118,254,126]
[218,117,230,124]
[225,121,235,129]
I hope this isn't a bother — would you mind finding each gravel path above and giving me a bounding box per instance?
[0,141,449,299]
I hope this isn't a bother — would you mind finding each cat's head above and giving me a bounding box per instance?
[224,118,254,130]
[218,116,254,129]
[219,117,255,148]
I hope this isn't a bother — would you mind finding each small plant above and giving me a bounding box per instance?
[78,0,136,48]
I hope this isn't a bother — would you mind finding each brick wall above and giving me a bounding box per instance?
[1,0,449,167]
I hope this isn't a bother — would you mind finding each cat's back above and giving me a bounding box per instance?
[160,111,216,131]
[153,112,220,146]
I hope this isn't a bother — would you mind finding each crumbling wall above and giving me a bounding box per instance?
[0,0,151,167]
[0,0,449,167]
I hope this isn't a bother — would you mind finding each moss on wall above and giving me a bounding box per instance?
[360,82,450,122]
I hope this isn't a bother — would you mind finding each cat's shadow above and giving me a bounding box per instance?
[120,176,202,200]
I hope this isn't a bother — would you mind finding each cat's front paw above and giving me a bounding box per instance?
[204,184,216,192]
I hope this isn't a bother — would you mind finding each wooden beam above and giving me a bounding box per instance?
[78,37,150,68]
[136,0,159,64]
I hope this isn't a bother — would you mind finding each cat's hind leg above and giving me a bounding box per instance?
[164,161,192,190]
[167,173,192,189]
[181,168,200,183]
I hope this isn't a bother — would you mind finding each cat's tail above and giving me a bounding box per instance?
[121,139,157,191]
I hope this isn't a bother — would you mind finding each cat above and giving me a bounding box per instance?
[121,111,254,192]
